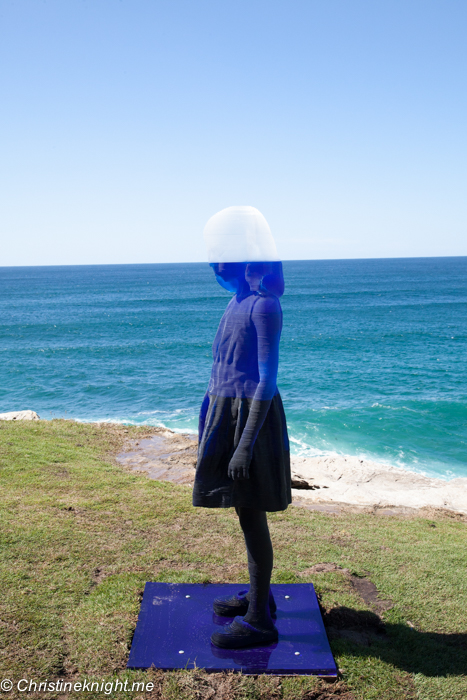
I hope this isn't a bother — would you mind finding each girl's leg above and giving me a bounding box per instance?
[210,506,278,647]
[236,506,275,631]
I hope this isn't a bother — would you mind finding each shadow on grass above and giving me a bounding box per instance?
[324,606,467,677]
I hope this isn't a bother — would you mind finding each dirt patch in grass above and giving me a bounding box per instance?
[417,506,467,523]
[301,564,393,615]
[349,575,393,614]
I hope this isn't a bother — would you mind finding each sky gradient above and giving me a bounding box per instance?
[1,0,466,265]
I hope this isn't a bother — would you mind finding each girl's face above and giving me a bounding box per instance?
[245,263,263,291]
[210,263,247,294]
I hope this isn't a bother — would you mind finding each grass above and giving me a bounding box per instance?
[0,419,466,699]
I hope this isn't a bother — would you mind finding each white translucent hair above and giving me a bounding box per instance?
[203,206,279,263]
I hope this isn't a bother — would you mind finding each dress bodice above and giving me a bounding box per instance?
[208,292,282,400]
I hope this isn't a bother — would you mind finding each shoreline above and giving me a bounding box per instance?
[116,426,467,517]
[3,412,465,516]
[3,410,465,495]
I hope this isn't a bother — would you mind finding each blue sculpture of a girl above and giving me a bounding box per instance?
[193,206,291,649]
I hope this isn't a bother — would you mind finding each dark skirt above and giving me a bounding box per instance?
[192,393,291,512]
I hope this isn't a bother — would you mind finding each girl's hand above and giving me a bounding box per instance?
[228,447,252,480]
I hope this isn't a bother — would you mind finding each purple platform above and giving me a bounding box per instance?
[127,583,337,676]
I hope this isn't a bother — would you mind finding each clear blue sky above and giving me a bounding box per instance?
[1,0,466,265]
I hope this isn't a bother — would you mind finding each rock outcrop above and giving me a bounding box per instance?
[0,410,40,421]
[291,454,467,515]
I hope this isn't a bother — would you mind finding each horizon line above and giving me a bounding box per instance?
[1,254,467,269]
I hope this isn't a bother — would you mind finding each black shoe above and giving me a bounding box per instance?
[211,617,278,649]
[213,589,277,617]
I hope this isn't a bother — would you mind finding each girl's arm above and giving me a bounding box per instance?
[228,295,282,480]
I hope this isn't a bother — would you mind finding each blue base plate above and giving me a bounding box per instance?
[127,583,337,676]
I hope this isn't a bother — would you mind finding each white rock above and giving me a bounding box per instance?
[291,455,467,515]
[0,410,40,421]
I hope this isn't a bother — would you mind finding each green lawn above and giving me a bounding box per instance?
[1,420,466,699]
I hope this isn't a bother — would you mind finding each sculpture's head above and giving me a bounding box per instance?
[204,206,284,297]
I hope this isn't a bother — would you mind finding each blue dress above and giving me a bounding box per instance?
[192,290,291,512]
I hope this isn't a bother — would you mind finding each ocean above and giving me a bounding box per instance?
[1,258,466,479]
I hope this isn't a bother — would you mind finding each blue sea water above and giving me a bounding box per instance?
[1,258,466,479]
